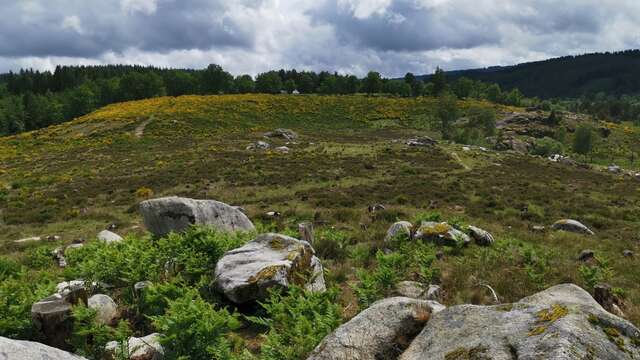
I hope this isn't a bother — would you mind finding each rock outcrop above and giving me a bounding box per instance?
[552,219,594,235]
[0,336,87,360]
[307,297,445,360]
[139,197,255,237]
[406,136,437,147]
[214,233,325,303]
[414,221,470,247]
[400,284,640,360]
[264,128,297,140]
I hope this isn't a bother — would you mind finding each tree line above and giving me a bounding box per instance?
[0,64,526,136]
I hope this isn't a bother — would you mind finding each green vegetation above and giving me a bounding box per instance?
[0,93,639,358]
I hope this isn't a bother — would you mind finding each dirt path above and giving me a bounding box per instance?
[135,116,153,138]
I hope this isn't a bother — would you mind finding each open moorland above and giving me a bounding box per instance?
[1,94,639,359]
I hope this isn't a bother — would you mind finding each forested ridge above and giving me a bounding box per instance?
[440,49,640,99]
[4,49,640,137]
[0,65,522,136]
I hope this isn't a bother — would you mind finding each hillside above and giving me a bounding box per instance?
[432,50,640,98]
[1,94,639,358]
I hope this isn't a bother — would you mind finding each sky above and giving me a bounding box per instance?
[1,0,639,77]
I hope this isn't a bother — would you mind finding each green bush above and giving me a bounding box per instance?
[248,286,342,360]
[71,304,132,359]
[532,137,564,157]
[66,227,251,287]
[156,227,251,284]
[65,237,162,287]
[313,228,350,260]
[0,271,55,338]
[151,288,241,360]
[413,211,441,224]
[579,256,614,290]
[0,256,21,280]
[353,251,407,308]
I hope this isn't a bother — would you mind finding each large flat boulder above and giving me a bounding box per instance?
[400,284,640,360]
[139,197,255,237]
[307,297,445,360]
[214,233,325,304]
[0,336,86,360]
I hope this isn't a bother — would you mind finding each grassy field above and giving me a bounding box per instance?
[1,94,639,357]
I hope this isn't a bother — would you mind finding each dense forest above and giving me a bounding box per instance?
[0,65,523,136]
[442,50,640,98]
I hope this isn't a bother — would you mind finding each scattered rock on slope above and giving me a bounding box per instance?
[105,333,164,360]
[88,294,118,325]
[0,336,87,360]
[384,221,412,242]
[214,233,325,304]
[264,128,297,140]
[139,196,255,237]
[552,219,594,235]
[246,141,271,151]
[406,136,437,147]
[307,297,445,360]
[97,230,123,244]
[414,221,471,247]
[468,225,494,246]
[399,284,640,360]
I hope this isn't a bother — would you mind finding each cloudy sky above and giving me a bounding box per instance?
[2,0,639,77]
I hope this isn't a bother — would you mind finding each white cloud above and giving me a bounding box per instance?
[120,0,158,15]
[61,15,84,34]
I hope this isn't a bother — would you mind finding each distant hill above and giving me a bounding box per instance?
[423,50,640,99]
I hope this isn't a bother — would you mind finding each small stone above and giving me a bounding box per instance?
[106,333,164,360]
[134,281,152,294]
[578,249,595,262]
[394,281,426,299]
[368,204,386,213]
[551,219,594,235]
[531,225,546,232]
[623,250,634,258]
[88,294,118,325]
[426,285,442,301]
[274,146,290,154]
[97,230,123,244]
[468,225,494,246]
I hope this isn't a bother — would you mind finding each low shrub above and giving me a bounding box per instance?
[248,286,342,360]
[0,271,55,338]
[151,288,241,360]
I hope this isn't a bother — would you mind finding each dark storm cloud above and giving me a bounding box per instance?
[0,0,253,58]
[1,0,640,76]
[311,0,500,51]
[310,0,634,53]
